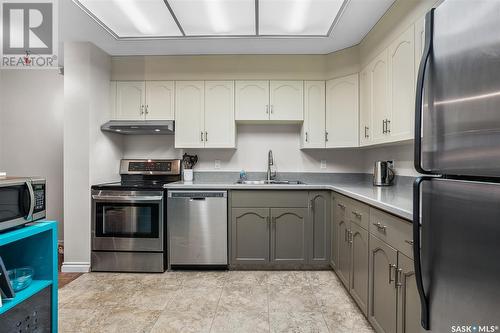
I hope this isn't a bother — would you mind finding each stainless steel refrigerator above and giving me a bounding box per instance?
[414,0,500,331]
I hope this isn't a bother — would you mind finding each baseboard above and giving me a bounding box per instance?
[61,262,90,273]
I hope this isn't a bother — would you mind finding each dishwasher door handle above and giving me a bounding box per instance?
[189,197,206,201]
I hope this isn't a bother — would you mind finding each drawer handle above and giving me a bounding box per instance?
[389,264,397,284]
[405,240,414,245]
[337,203,345,209]
[353,211,362,219]
[373,222,387,231]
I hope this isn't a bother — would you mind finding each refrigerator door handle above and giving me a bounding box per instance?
[414,9,435,175]
[413,176,432,330]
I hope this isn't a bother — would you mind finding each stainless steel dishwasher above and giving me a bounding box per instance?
[167,190,228,267]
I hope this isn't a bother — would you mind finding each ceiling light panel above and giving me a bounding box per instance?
[259,0,344,35]
[76,0,182,37]
[168,0,255,36]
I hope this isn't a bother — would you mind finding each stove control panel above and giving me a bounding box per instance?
[120,159,181,175]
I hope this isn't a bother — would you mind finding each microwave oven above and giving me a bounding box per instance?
[0,177,46,232]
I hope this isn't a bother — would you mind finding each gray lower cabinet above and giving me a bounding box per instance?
[331,196,347,269]
[337,218,351,288]
[397,253,422,333]
[369,234,398,333]
[230,191,330,268]
[350,222,369,315]
[231,208,270,265]
[270,208,308,265]
[309,191,331,266]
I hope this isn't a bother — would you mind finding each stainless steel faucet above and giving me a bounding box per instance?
[267,150,275,182]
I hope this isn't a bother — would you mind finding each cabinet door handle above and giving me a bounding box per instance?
[405,239,414,245]
[140,105,145,115]
[386,119,391,133]
[337,203,345,209]
[145,105,149,115]
[266,105,269,114]
[364,126,369,138]
[309,199,314,212]
[205,131,208,142]
[344,227,348,242]
[270,105,274,114]
[396,268,403,287]
[200,131,204,142]
[349,230,353,245]
[325,131,329,142]
[305,132,308,142]
[389,264,397,284]
[353,211,362,219]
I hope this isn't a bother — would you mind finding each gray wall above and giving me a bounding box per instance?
[0,69,64,239]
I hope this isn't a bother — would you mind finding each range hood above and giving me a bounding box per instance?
[101,120,175,135]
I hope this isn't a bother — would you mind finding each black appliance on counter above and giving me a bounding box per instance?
[414,0,500,331]
[91,159,181,272]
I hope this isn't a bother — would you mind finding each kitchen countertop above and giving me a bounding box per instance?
[165,172,414,221]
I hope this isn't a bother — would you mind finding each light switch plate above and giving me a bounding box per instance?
[214,160,221,169]
[320,160,327,169]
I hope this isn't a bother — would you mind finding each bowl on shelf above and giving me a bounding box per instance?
[7,267,34,292]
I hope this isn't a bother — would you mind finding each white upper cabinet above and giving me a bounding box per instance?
[269,81,304,121]
[145,81,174,120]
[359,68,372,146]
[116,81,145,120]
[388,25,415,141]
[235,81,269,121]
[326,74,359,148]
[370,49,390,143]
[302,81,326,148]
[175,81,205,148]
[204,81,236,148]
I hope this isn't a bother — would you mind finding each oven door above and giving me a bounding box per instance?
[0,179,34,231]
[91,190,164,252]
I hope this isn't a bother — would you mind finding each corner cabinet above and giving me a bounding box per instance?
[235,80,304,122]
[301,81,326,148]
[175,81,236,149]
[388,25,415,142]
[326,74,359,148]
[360,22,418,146]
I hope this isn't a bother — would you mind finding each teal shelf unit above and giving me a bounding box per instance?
[0,221,58,331]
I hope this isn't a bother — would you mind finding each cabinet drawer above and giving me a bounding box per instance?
[369,208,413,259]
[231,190,308,208]
[348,200,370,229]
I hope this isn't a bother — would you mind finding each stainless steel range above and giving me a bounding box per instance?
[91,159,181,272]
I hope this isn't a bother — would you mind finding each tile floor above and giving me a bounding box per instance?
[58,270,375,333]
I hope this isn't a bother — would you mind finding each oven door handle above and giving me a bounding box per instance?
[92,195,163,202]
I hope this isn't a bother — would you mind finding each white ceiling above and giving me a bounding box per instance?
[60,0,395,56]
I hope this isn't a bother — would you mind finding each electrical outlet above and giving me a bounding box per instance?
[320,160,327,169]
[214,160,221,169]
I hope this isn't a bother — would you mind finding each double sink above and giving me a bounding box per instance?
[235,179,306,185]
